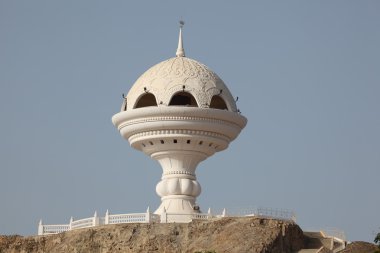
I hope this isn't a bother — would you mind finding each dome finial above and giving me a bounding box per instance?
[176,20,185,57]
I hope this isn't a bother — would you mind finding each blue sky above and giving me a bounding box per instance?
[1,1,379,242]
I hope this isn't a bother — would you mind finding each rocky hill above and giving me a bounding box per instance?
[0,217,377,253]
[339,241,378,253]
[0,217,304,253]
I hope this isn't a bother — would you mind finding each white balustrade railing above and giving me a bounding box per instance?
[71,217,95,230]
[256,207,296,222]
[38,206,297,235]
[160,212,212,223]
[214,206,296,222]
[191,213,211,220]
[40,224,70,235]
[108,213,146,224]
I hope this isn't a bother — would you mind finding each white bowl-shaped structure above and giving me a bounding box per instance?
[112,106,246,214]
[112,26,247,217]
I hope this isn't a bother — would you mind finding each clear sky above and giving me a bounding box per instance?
[1,0,379,242]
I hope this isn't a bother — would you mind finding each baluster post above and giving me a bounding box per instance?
[222,208,226,217]
[207,207,212,219]
[93,211,99,227]
[145,206,151,223]
[160,207,167,223]
[69,216,73,230]
[38,220,43,235]
[105,209,109,225]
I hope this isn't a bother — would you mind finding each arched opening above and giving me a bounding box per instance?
[209,95,228,110]
[134,93,158,108]
[169,92,198,107]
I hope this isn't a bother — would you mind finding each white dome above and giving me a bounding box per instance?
[124,56,238,112]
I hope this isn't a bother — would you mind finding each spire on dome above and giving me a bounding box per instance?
[176,20,185,57]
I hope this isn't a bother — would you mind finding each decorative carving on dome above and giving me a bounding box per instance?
[126,57,237,111]
[143,57,219,84]
[162,85,209,108]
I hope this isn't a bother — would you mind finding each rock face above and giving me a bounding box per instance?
[0,217,304,253]
[339,241,378,253]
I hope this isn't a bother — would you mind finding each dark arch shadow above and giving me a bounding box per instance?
[134,93,158,108]
[169,92,198,107]
[209,95,228,110]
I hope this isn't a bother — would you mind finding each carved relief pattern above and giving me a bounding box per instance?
[126,57,237,111]
[163,170,195,176]
[128,129,230,142]
[119,116,241,140]
[119,116,241,129]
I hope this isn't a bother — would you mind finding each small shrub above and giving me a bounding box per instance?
[375,232,380,253]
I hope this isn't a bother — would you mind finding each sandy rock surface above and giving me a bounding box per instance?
[0,217,304,253]
[339,241,378,253]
